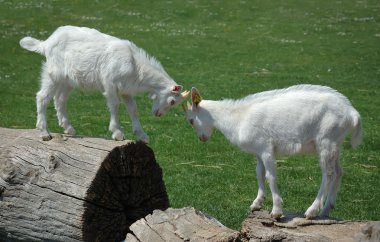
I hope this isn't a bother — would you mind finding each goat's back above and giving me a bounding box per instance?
[237,85,360,153]
[43,26,119,51]
[37,26,137,90]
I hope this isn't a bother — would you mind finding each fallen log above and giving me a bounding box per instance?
[240,210,373,242]
[0,128,169,242]
[125,207,240,242]
[125,209,377,242]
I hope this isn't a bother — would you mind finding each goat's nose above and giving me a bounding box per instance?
[199,134,209,142]
[154,110,162,117]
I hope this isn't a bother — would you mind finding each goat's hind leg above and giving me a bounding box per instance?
[305,142,336,219]
[320,148,342,217]
[54,85,75,135]
[36,68,56,141]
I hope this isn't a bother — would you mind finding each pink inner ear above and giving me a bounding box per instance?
[173,85,181,92]
[191,91,197,101]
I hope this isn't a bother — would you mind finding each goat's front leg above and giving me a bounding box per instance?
[261,152,283,218]
[122,95,149,143]
[105,92,124,141]
[250,156,266,211]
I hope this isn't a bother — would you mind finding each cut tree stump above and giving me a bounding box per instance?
[0,128,169,242]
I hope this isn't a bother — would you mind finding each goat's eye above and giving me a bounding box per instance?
[170,99,175,106]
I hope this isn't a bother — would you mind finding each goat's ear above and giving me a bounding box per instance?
[172,85,183,93]
[191,87,202,107]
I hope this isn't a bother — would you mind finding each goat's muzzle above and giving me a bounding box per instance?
[199,134,209,142]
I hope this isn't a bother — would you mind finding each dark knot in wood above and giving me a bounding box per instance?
[0,185,5,196]
[81,141,169,242]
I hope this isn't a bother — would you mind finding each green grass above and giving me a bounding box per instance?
[1,0,379,230]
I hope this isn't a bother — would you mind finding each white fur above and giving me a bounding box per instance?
[20,25,186,142]
[185,84,362,219]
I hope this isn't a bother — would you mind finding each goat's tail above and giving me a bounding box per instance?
[20,37,44,55]
[350,110,362,149]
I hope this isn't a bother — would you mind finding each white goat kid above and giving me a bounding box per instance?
[20,25,189,142]
[183,85,362,219]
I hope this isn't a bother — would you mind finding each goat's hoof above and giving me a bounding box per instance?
[137,135,149,144]
[319,203,333,218]
[112,131,125,141]
[134,130,149,143]
[304,214,316,220]
[64,127,76,136]
[304,207,318,220]
[304,212,317,220]
[41,134,53,141]
[249,204,262,212]
[270,208,283,219]
[270,212,283,219]
[319,210,332,219]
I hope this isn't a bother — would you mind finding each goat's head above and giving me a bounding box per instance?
[150,85,189,117]
[182,87,213,142]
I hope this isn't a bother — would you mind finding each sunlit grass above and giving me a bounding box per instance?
[1,0,379,230]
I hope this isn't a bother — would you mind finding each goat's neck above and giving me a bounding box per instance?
[142,68,174,91]
[134,54,175,93]
[202,100,241,143]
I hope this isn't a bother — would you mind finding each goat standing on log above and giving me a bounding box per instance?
[20,25,189,142]
[183,85,362,219]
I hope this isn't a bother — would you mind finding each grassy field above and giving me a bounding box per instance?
[1,0,379,230]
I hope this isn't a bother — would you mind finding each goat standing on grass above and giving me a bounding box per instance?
[20,25,189,142]
[183,85,362,219]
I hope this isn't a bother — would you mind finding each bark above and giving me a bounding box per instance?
[0,128,169,242]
